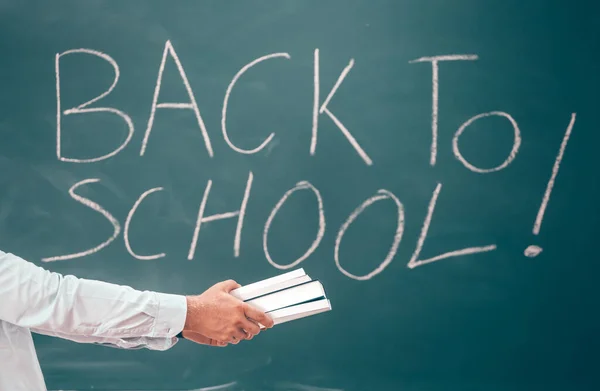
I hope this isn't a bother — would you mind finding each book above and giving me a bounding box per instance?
[231,269,331,327]
[246,280,326,313]
[230,268,310,301]
[264,299,331,328]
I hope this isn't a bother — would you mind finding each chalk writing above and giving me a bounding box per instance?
[409,55,478,166]
[452,111,521,173]
[222,52,290,154]
[188,172,253,260]
[525,113,576,257]
[42,179,121,262]
[313,49,373,165]
[263,181,325,270]
[408,183,497,269]
[141,40,213,157]
[335,190,404,280]
[43,43,577,280]
[124,187,165,261]
[56,49,134,163]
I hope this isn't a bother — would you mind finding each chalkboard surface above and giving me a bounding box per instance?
[0,0,599,390]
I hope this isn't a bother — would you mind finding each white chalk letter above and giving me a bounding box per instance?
[409,54,478,166]
[188,172,253,260]
[42,179,120,262]
[408,183,496,269]
[124,187,166,260]
[453,111,521,173]
[263,181,325,269]
[222,52,290,154]
[532,113,576,235]
[335,190,404,280]
[56,49,134,163]
[141,40,213,157]
[312,49,372,165]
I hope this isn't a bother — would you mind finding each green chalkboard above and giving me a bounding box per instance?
[1,0,599,390]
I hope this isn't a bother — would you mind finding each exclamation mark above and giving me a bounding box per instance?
[524,113,576,258]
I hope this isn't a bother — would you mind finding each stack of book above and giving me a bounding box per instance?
[231,268,331,328]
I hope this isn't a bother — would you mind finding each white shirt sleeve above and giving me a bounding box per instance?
[0,250,187,349]
[30,327,179,351]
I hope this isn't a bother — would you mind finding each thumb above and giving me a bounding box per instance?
[219,279,241,292]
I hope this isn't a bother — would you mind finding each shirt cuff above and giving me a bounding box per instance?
[152,293,187,338]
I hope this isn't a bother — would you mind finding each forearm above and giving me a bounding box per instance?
[32,327,180,351]
[0,250,186,339]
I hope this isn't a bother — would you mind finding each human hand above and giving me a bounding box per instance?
[184,280,274,344]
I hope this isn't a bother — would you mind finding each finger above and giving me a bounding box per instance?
[243,303,274,329]
[240,317,260,337]
[231,328,246,342]
[182,331,227,347]
[184,332,227,347]
[219,279,241,292]
[208,337,228,347]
